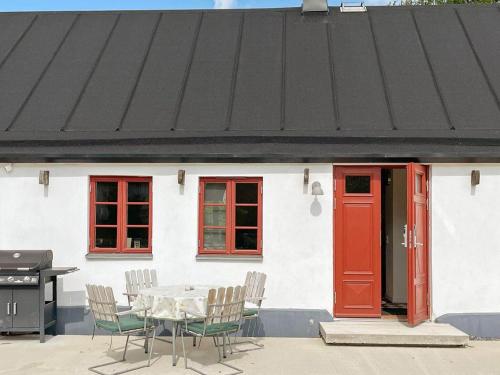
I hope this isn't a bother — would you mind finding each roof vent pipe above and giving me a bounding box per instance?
[340,2,367,12]
[302,0,329,13]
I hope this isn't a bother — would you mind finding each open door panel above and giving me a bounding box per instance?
[406,163,429,326]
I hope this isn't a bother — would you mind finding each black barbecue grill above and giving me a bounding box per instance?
[0,250,78,342]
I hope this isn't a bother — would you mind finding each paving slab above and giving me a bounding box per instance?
[320,320,469,346]
[1,334,500,375]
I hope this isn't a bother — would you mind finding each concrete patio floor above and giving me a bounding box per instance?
[0,335,499,375]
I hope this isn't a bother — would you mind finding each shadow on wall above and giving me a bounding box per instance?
[310,197,322,217]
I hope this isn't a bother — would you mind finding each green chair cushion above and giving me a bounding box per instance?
[96,315,149,333]
[186,321,239,336]
[243,308,258,317]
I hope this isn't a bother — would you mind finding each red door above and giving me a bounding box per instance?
[334,167,381,317]
[407,163,429,326]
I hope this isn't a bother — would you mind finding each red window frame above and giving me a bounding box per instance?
[89,176,152,253]
[198,177,263,256]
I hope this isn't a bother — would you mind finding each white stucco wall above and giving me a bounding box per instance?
[0,163,333,312]
[431,164,500,318]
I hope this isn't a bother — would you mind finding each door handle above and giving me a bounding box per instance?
[413,224,424,247]
[13,302,17,316]
[7,302,10,316]
[401,224,408,248]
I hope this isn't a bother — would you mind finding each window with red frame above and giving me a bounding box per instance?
[199,177,262,256]
[89,176,152,253]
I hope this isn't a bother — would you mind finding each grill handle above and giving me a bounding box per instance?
[7,302,10,316]
[13,302,17,315]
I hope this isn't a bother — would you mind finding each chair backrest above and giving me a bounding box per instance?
[125,269,158,298]
[86,284,118,323]
[244,271,266,306]
[206,286,246,325]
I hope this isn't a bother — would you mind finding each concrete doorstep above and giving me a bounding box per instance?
[320,321,470,346]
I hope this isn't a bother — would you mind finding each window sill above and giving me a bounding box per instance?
[85,253,153,260]
[196,254,263,262]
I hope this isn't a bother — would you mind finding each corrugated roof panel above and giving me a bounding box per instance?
[230,12,283,131]
[331,11,392,130]
[0,14,76,131]
[176,12,241,131]
[285,12,336,130]
[370,9,450,130]
[66,13,159,131]
[0,13,35,65]
[11,14,118,131]
[457,7,500,112]
[121,13,201,131]
[414,7,500,130]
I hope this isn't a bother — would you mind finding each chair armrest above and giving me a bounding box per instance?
[123,292,138,297]
[180,308,206,319]
[115,306,151,317]
[246,296,266,304]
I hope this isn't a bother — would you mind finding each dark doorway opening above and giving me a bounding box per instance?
[381,168,408,319]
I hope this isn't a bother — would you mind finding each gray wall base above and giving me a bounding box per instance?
[56,307,334,338]
[436,313,500,338]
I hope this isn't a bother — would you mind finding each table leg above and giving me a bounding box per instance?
[144,329,149,353]
[172,321,177,366]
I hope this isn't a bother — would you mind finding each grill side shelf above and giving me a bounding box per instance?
[40,267,79,277]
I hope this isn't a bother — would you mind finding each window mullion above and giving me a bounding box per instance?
[259,179,263,254]
[90,179,95,251]
[228,180,235,254]
[199,180,204,253]
[118,179,125,252]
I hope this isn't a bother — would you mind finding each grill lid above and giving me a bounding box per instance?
[0,250,53,271]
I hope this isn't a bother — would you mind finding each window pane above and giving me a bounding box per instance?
[127,205,149,225]
[204,206,226,227]
[96,182,118,202]
[345,176,371,194]
[96,205,117,225]
[236,183,258,203]
[235,229,257,250]
[126,228,149,249]
[95,227,117,248]
[415,174,422,194]
[236,206,257,227]
[203,229,226,249]
[128,182,149,202]
[204,183,226,203]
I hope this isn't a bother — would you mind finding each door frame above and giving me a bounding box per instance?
[333,163,431,320]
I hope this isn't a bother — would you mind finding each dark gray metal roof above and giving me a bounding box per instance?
[1,5,500,162]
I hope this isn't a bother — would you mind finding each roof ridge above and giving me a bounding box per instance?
[0,4,497,15]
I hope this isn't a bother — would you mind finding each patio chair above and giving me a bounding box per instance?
[123,269,170,345]
[180,286,247,375]
[86,284,157,375]
[124,269,158,306]
[233,271,266,351]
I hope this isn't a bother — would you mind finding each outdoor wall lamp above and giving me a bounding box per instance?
[39,170,49,186]
[311,181,324,196]
[178,169,185,185]
[304,168,310,185]
[471,170,480,186]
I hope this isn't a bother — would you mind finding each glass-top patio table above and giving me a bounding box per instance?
[133,285,214,366]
